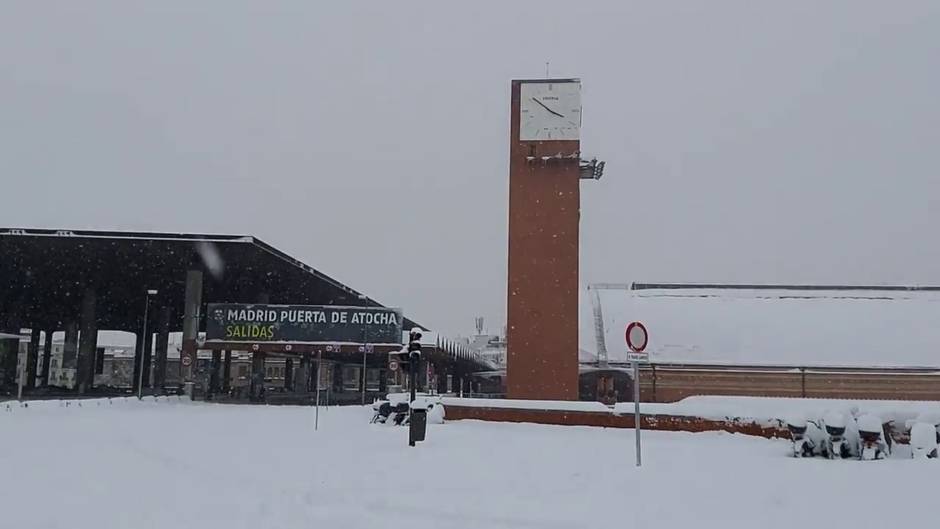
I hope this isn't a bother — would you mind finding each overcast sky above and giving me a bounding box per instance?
[2,1,938,337]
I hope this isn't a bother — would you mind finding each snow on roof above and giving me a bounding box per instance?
[578,348,597,363]
[96,331,138,347]
[582,286,940,368]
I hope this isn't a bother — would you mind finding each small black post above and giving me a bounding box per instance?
[222,350,232,393]
[285,358,294,392]
[208,349,222,397]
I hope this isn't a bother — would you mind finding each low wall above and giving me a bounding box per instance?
[444,402,788,438]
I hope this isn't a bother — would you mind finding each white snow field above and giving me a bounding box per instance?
[2,398,939,529]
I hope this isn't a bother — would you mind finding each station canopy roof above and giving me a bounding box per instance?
[0,228,422,335]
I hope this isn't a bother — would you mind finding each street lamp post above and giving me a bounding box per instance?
[358,294,369,406]
[17,341,25,401]
[137,289,158,400]
[361,329,368,405]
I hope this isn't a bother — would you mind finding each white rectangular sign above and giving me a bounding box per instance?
[627,352,649,363]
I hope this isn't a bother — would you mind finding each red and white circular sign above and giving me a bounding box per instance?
[388,360,399,372]
[181,355,193,367]
[625,321,648,353]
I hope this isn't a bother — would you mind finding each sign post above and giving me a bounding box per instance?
[360,334,372,405]
[625,321,649,467]
[315,349,322,431]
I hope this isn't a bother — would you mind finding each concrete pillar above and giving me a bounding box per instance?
[153,307,170,390]
[25,328,40,390]
[131,333,142,393]
[141,330,154,390]
[39,329,53,386]
[330,361,339,399]
[62,322,79,388]
[297,353,310,392]
[222,350,232,392]
[133,326,154,392]
[0,338,16,388]
[250,351,265,400]
[209,349,221,394]
[246,291,270,400]
[180,270,203,388]
[417,359,429,392]
[436,367,448,394]
[284,358,294,391]
[76,289,98,394]
[0,310,20,388]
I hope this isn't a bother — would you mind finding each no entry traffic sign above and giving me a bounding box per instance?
[625,320,649,468]
[625,321,648,353]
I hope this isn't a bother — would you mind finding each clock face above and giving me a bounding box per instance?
[520,81,581,141]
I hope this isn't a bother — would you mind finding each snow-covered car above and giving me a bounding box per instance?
[909,422,938,459]
[372,393,445,425]
[856,414,891,460]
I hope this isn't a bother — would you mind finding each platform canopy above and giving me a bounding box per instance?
[0,228,422,335]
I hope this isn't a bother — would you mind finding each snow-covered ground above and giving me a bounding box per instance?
[2,398,938,529]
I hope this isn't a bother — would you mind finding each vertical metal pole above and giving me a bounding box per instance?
[180,271,203,397]
[409,351,417,447]
[361,330,367,405]
[137,294,151,400]
[315,349,321,430]
[634,360,641,467]
[17,347,25,401]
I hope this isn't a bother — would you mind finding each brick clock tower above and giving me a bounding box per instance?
[507,78,588,401]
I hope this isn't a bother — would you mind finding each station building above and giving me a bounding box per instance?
[0,228,493,402]
[581,283,940,402]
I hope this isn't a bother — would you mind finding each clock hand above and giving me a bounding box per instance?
[531,97,564,118]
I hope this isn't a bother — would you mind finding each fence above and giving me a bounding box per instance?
[629,363,940,402]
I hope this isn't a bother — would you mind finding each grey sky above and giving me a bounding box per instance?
[2,1,938,337]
